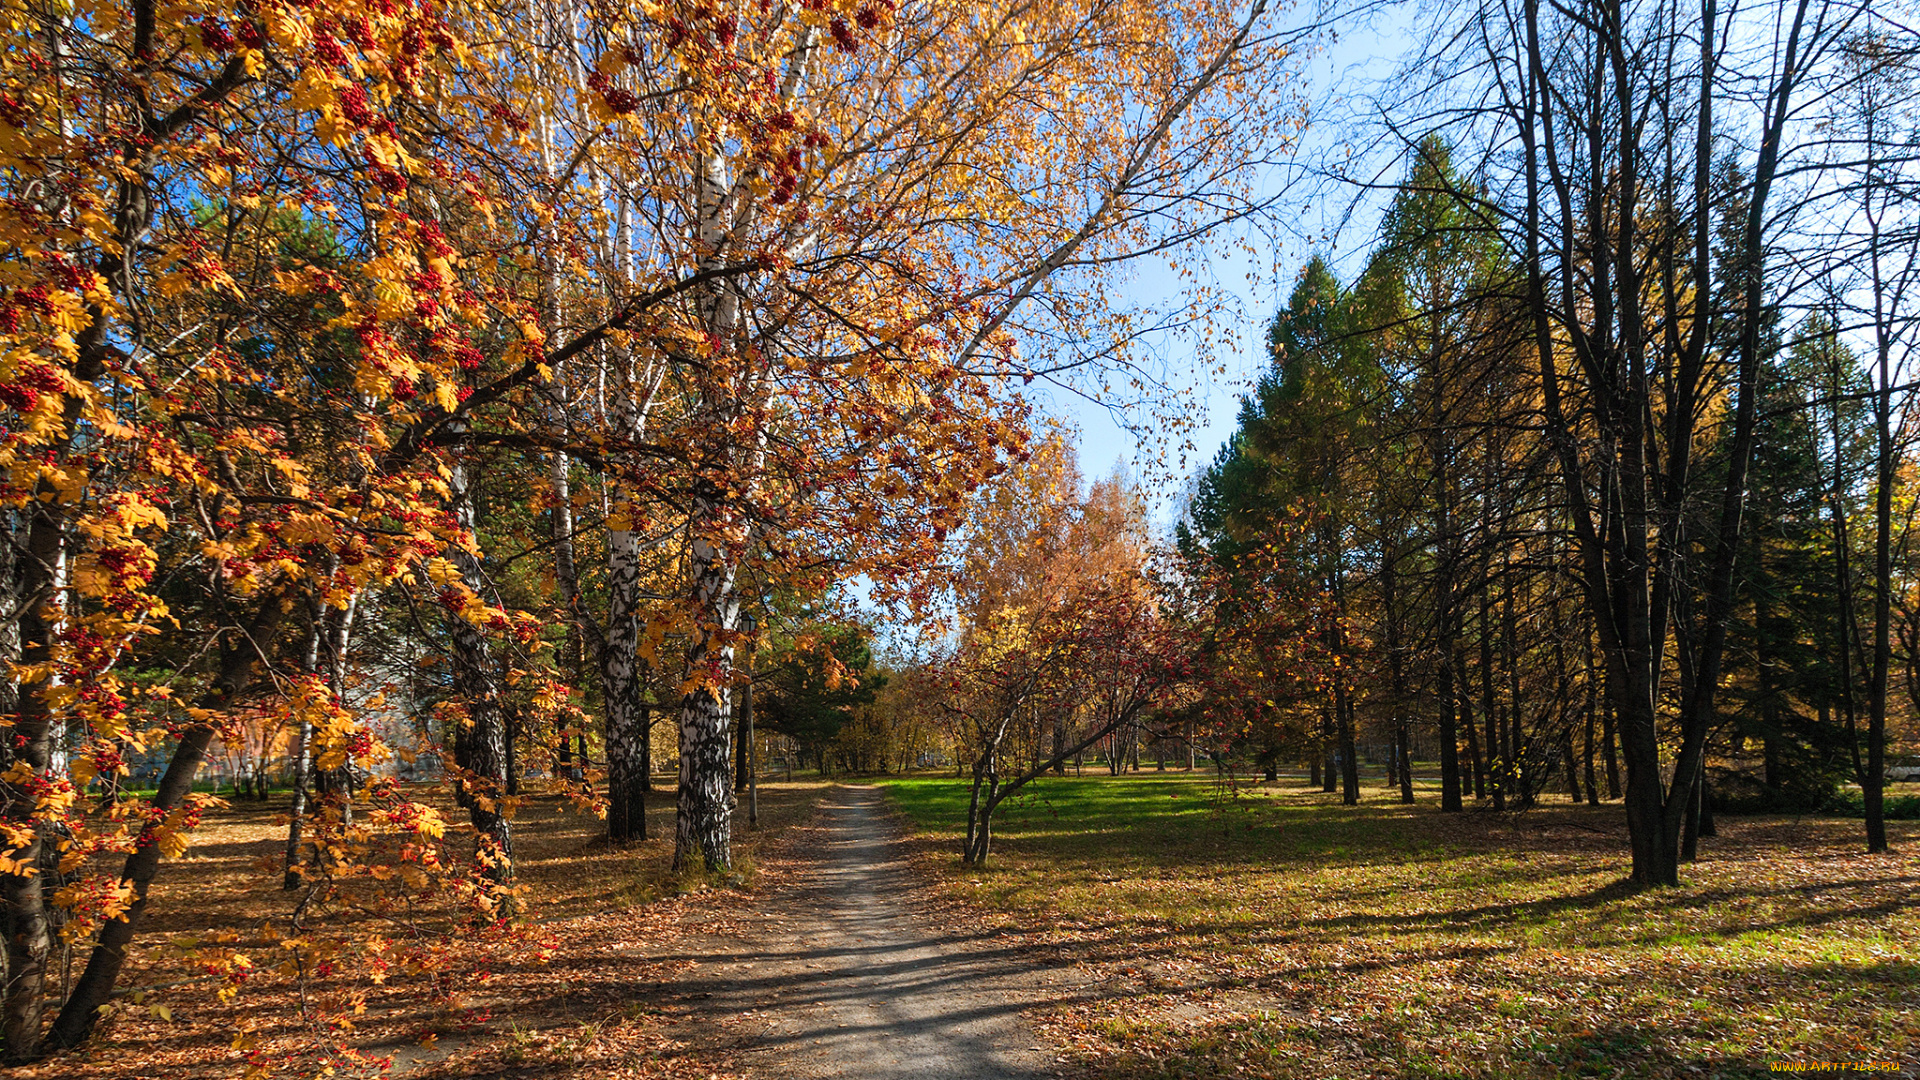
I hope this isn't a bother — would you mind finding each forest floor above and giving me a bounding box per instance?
[27,779,843,1080]
[882,772,1920,1080]
[27,772,1920,1080]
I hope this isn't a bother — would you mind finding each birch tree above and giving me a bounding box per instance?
[518,0,1317,872]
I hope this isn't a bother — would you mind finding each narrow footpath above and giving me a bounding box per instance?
[665,785,1062,1080]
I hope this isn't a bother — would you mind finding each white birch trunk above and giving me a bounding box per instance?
[673,495,739,872]
[602,499,648,841]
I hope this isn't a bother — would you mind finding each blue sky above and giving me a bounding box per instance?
[1032,7,1418,528]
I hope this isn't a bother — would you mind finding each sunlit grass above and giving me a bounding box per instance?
[881,773,1920,1079]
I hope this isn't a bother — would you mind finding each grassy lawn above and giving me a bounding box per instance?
[881,773,1920,1080]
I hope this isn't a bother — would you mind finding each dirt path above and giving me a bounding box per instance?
[664,785,1063,1080]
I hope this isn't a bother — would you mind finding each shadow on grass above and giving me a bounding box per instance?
[1291,874,1920,939]
[1511,1028,1787,1080]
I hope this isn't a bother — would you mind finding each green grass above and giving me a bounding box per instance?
[880,773,1920,1080]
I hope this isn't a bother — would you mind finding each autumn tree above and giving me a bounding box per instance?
[563,0,1311,873]
[0,0,596,1053]
[939,579,1193,865]
[1343,137,1516,811]
[930,436,1182,861]
[1825,27,1920,853]
[1358,0,1878,883]
[1189,258,1380,801]
[0,0,1331,1055]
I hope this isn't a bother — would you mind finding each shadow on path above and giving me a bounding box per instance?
[675,785,1066,1080]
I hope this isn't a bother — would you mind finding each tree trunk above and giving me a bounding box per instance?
[672,488,738,874]
[1396,722,1414,803]
[48,725,219,1050]
[1866,243,1897,851]
[640,690,654,793]
[963,742,1002,866]
[1583,637,1601,805]
[1383,557,1415,804]
[603,512,648,842]
[738,613,758,827]
[1459,644,1484,799]
[1698,774,1716,837]
[1503,576,1527,808]
[549,466,585,790]
[1659,0,1816,874]
[1,488,69,1057]
[1618,684,1673,886]
[1481,589,1504,811]
[505,712,520,798]
[964,759,985,860]
[1438,642,1462,810]
[743,674,758,828]
[285,579,356,891]
[1337,685,1359,806]
[1601,695,1622,800]
[966,702,1153,866]
[445,453,513,886]
[1827,396,1866,801]
[1867,372,1892,854]
[1681,756,1705,862]
[734,691,750,793]
[284,628,321,891]
[5,59,180,1053]
[1433,437,1464,811]
[1313,707,1331,791]
[47,600,288,1051]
